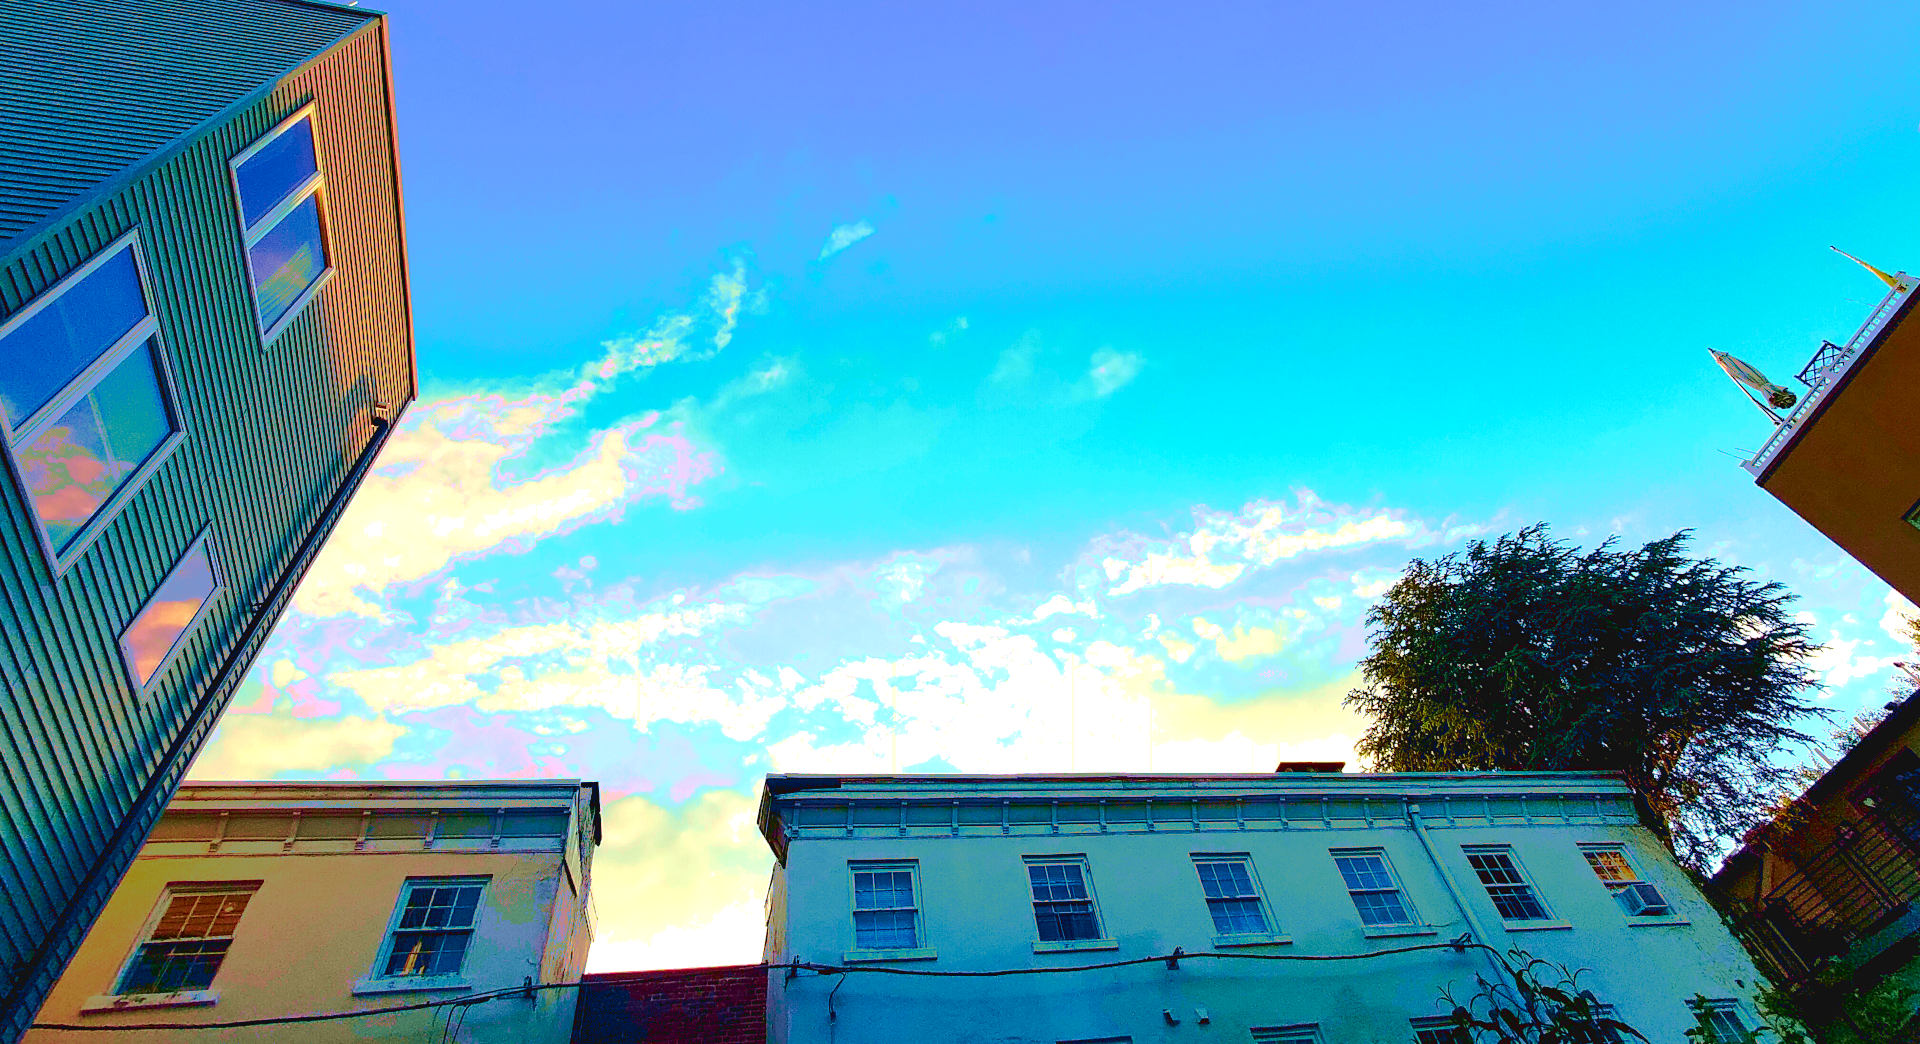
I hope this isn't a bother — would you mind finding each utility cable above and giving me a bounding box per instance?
[31,940,1499,1032]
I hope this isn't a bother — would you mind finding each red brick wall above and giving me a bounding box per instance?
[570,964,767,1044]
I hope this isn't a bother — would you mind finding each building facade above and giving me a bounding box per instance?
[0,0,414,1034]
[1713,690,1920,1009]
[1733,263,1920,602]
[24,780,597,1043]
[760,772,1773,1044]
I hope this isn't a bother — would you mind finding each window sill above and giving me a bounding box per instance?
[81,990,217,1013]
[1213,932,1292,948]
[1503,920,1574,933]
[351,975,472,996]
[1362,925,1438,940]
[1625,916,1691,928]
[843,947,938,963]
[1033,938,1119,954]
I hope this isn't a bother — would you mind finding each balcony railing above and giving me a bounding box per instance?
[1731,819,1920,986]
[1743,277,1915,476]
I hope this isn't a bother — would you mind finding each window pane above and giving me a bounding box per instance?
[1207,896,1268,934]
[119,940,229,994]
[20,394,116,552]
[92,339,173,474]
[853,909,917,949]
[236,117,319,227]
[249,194,327,329]
[1334,854,1394,892]
[123,541,216,687]
[1582,849,1636,884]
[0,247,147,427]
[384,930,471,977]
[1350,889,1411,927]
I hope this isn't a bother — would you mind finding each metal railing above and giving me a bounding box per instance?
[1731,819,1920,986]
[1743,278,1915,475]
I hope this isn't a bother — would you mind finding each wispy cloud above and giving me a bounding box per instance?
[818,220,875,260]
[1079,347,1144,398]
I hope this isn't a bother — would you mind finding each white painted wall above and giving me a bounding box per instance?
[763,773,1772,1044]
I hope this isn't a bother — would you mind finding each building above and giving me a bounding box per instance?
[1713,690,1920,1009]
[0,0,413,1033]
[24,780,597,1043]
[570,966,769,1044]
[1732,262,1920,602]
[760,772,1773,1044]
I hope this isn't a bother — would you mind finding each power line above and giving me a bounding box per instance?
[31,939,1494,1032]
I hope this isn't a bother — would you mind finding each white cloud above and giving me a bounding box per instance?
[585,789,769,971]
[189,711,405,780]
[1808,630,1902,689]
[1079,347,1144,399]
[1881,590,1918,645]
[818,220,875,260]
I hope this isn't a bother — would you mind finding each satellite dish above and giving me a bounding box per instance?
[1709,349,1797,418]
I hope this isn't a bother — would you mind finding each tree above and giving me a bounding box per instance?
[1346,525,1823,868]
[1440,951,1648,1043]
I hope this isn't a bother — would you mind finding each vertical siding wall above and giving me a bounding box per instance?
[0,22,413,1038]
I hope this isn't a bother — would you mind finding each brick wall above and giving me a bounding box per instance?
[570,964,767,1044]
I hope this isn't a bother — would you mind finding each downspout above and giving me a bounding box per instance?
[4,407,401,1030]
[1406,801,1507,982]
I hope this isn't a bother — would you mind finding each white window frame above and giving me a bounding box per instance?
[0,229,187,575]
[1688,999,1753,1044]
[357,876,489,995]
[1461,845,1554,923]
[1023,854,1113,952]
[1409,1016,1472,1044]
[1191,852,1283,943]
[228,101,336,345]
[1252,1025,1324,1044]
[1329,848,1420,931]
[845,860,934,962]
[1578,843,1679,922]
[97,882,258,1007]
[117,528,223,694]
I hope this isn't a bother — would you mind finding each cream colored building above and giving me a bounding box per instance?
[26,780,599,1043]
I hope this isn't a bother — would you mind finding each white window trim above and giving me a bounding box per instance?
[355,876,489,995]
[227,101,336,346]
[1579,843,1690,926]
[88,881,258,1012]
[1191,852,1289,947]
[0,229,188,576]
[844,860,935,962]
[1461,844,1562,926]
[117,528,224,695]
[1330,847,1423,932]
[1689,998,1756,1044]
[1410,1015,1472,1044]
[1251,1024,1324,1044]
[1023,854,1115,952]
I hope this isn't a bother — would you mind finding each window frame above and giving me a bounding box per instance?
[107,881,259,1002]
[1329,848,1420,930]
[117,528,224,694]
[1190,852,1280,942]
[1251,1025,1324,1044]
[1461,844,1553,923]
[1688,999,1752,1044]
[845,860,933,960]
[1409,1016,1473,1044]
[361,876,489,993]
[0,228,187,575]
[1023,854,1112,950]
[227,101,336,345]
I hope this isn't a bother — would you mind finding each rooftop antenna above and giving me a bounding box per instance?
[1708,349,1796,423]
[1830,246,1908,291]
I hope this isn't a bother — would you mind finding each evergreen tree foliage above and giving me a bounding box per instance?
[1346,525,1823,867]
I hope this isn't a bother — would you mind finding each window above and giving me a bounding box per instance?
[373,877,486,979]
[0,232,183,569]
[1690,1000,1750,1044]
[1905,498,1920,535]
[230,105,333,339]
[1463,846,1551,921]
[1410,1018,1472,1044]
[1192,855,1272,936]
[1025,857,1102,942]
[1252,1026,1322,1044]
[1565,1005,1626,1044]
[851,862,921,950]
[1331,849,1417,928]
[115,884,255,995]
[120,533,221,689]
[1580,844,1671,916]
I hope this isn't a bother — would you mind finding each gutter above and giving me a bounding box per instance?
[1406,801,1507,983]
[1,403,404,1033]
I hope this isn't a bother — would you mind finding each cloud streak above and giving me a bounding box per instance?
[818,220,875,259]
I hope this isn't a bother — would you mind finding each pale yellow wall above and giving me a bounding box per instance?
[28,848,582,1044]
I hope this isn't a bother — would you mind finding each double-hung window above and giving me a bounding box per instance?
[114,884,256,997]
[0,232,184,570]
[1251,1026,1323,1044]
[1409,1017,1472,1044]
[1463,845,1551,922]
[1689,999,1751,1044]
[1580,844,1672,917]
[119,533,222,690]
[850,861,923,952]
[372,877,486,981]
[1025,857,1104,943]
[1191,854,1273,937]
[1330,849,1417,929]
[230,105,333,340]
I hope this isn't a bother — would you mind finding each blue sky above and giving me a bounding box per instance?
[188,0,1920,968]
